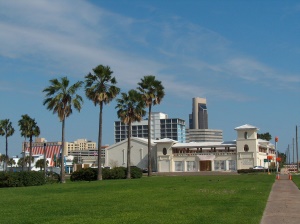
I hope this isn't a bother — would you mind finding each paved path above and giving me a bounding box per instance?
[260,174,300,224]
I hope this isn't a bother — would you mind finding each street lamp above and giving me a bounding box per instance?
[43,140,47,179]
[296,126,299,171]
[275,136,279,173]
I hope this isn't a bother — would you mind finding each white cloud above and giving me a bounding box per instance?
[0,0,299,103]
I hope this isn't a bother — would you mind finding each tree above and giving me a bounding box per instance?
[85,65,120,180]
[0,119,15,171]
[116,90,146,179]
[137,75,165,176]
[35,159,49,170]
[0,154,8,171]
[7,158,16,167]
[43,76,83,183]
[18,115,40,171]
[17,156,34,167]
[257,132,272,141]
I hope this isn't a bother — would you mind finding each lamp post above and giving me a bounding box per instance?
[296,126,299,171]
[275,136,279,173]
[43,140,47,179]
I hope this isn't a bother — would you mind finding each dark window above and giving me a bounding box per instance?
[163,148,167,155]
[244,132,248,139]
[244,144,249,152]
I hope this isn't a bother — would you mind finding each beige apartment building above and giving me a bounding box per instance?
[66,139,96,151]
[27,138,96,152]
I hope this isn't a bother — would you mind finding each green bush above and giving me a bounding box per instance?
[102,167,111,179]
[70,166,143,181]
[46,171,60,184]
[129,166,143,179]
[0,171,45,188]
[84,168,97,181]
[109,167,126,179]
[70,168,97,181]
[237,168,280,174]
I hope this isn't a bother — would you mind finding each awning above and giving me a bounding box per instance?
[197,155,215,161]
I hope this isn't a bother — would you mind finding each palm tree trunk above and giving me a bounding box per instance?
[148,105,152,177]
[61,118,66,183]
[22,140,26,171]
[97,102,103,180]
[5,135,8,172]
[28,136,33,171]
[127,122,132,179]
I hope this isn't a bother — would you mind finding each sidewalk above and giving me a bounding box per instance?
[260,174,300,224]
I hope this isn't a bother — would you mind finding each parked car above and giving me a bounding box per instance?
[253,166,265,169]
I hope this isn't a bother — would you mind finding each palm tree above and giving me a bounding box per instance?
[137,76,165,176]
[18,115,40,171]
[43,76,83,183]
[35,159,49,171]
[0,119,15,171]
[18,115,31,171]
[7,158,16,167]
[0,154,8,171]
[17,156,34,167]
[85,65,120,180]
[116,89,146,179]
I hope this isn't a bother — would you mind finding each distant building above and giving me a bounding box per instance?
[187,97,222,142]
[186,129,223,142]
[31,138,96,152]
[20,138,105,171]
[66,139,96,151]
[114,112,186,143]
[189,97,208,129]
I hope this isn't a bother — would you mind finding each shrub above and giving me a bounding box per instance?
[102,167,111,180]
[108,167,126,179]
[0,171,45,188]
[237,168,280,174]
[70,168,97,182]
[46,171,60,184]
[129,166,143,179]
[70,166,143,181]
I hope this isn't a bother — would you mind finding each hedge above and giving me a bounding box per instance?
[0,171,46,188]
[71,166,143,182]
[237,168,280,174]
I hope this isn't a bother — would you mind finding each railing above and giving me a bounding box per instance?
[173,152,236,156]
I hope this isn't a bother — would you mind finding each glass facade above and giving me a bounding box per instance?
[114,115,186,143]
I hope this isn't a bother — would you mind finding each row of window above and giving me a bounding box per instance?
[174,160,236,171]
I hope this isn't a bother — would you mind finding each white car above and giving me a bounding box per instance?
[253,166,265,169]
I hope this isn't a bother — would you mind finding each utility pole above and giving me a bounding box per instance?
[275,136,279,173]
[293,138,295,172]
[287,144,290,164]
[296,126,299,171]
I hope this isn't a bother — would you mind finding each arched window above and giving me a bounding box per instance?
[163,148,167,155]
[244,144,249,152]
[244,132,248,139]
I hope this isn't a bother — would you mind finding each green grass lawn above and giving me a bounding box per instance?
[0,175,274,224]
[292,174,300,189]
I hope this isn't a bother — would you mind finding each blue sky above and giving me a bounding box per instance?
[0,0,299,157]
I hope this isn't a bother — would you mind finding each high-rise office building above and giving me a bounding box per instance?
[187,97,223,142]
[114,112,186,143]
[189,97,208,129]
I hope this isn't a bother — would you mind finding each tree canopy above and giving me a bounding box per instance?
[257,132,272,141]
